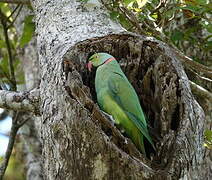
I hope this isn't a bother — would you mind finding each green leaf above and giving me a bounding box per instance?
[171,31,184,42]
[205,24,212,33]
[205,130,212,140]
[123,0,135,6]
[19,15,35,48]
[204,130,212,149]
[150,13,158,20]
[118,14,131,29]
[196,0,207,5]
[110,11,119,20]
[0,39,6,48]
[0,3,12,17]
[180,5,201,13]
[0,55,9,75]
[204,40,212,51]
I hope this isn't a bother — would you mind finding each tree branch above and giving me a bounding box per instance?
[0,112,19,180]
[190,81,212,102]
[0,89,40,114]
[186,68,212,91]
[173,49,212,80]
[0,0,30,5]
[0,111,31,180]
[0,110,8,121]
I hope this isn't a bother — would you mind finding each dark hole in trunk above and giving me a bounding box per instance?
[171,104,180,130]
[63,34,181,166]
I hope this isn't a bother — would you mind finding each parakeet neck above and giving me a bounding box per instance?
[104,57,116,64]
[98,57,119,71]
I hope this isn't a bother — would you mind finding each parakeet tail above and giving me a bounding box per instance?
[139,135,146,156]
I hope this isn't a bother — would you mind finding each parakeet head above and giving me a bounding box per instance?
[87,53,115,71]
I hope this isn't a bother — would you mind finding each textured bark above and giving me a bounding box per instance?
[31,0,206,179]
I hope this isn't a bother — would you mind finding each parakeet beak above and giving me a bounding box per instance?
[87,61,93,72]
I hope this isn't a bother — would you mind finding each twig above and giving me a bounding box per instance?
[7,4,23,29]
[6,4,20,20]
[0,0,30,5]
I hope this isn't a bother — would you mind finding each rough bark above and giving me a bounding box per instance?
[31,0,206,179]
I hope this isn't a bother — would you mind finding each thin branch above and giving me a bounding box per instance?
[0,110,8,121]
[0,112,20,180]
[7,4,23,29]
[174,50,212,80]
[0,10,17,91]
[186,68,212,91]
[0,89,40,114]
[118,6,146,35]
[151,0,167,14]
[6,4,20,20]
[0,0,30,5]
[190,81,212,102]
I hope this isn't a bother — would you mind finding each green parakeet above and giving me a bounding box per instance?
[87,53,154,155]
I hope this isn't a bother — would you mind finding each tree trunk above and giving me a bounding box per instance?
[29,0,206,179]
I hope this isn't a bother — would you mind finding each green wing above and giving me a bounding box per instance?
[125,112,155,149]
[108,71,154,148]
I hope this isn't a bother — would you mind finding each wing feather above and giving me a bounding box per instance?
[108,71,154,147]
